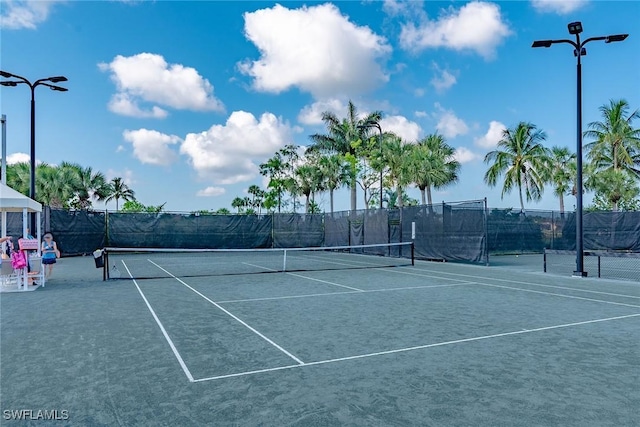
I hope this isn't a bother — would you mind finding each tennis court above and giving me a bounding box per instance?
[1,248,639,426]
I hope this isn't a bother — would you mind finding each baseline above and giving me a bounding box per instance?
[193,312,640,382]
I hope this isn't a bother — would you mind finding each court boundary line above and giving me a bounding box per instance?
[121,261,195,382]
[148,260,305,365]
[217,282,474,304]
[405,264,640,300]
[192,312,640,382]
[300,253,640,300]
[468,281,640,308]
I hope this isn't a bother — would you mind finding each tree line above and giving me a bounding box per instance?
[226,99,640,214]
[3,161,143,211]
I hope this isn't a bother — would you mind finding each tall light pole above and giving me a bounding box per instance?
[0,71,68,232]
[358,121,384,208]
[532,23,628,277]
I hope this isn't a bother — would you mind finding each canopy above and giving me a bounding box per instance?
[0,183,42,213]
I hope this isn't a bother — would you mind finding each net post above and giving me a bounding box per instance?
[411,242,415,266]
[283,249,287,272]
[103,250,109,281]
[483,197,490,266]
[543,249,547,273]
[598,255,601,278]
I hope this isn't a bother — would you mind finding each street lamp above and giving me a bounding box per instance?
[532,22,628,277]
[0,70,68,232]
[358,121,384,209]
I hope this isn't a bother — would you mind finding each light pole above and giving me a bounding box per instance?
[0,71,68,232]
[532,22,628,277]
[358,122,384,209]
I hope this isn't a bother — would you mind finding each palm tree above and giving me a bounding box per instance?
[63,162,109,209]
[295,164,322,213]
[546,146,576,215]
[259,153,288,213]
[215,207,231,214]
[319,154,348,214]
[231,197,244,214]
[382,134,413,208]
[37,163,80,208]
[409,134,460,207]
[309,100,382,212]
[6,162,30,195]
[484,122,550,212]
[584,99,640,178]
[105,177,135,211]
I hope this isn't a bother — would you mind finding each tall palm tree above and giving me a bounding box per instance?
[409,133,460,206]
[484,122,550,212]
[382,134,413,208]
[546,146,576,215]
[231,197,244,214]
[105,177,135,211]
[309,100,382,212]
[584,99,640,178]
[36,163,81,208]
[6,162,30,195]
[259,153,287,213]
[62,162,109,209]
[319,154,348,214]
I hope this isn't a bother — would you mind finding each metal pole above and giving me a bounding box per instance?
[1,114,6,184]
[30,86,37,234]
[378,126,383,209]
[574,48,586,277]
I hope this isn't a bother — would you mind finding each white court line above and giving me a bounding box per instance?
[148,260,305,365]
[193,312,640,382]
[243,261,363,292]
[217,282,474,304]
[405,264,640,300]
[468,281,640,309]
[300,254,640,307]
[121,261,195,383]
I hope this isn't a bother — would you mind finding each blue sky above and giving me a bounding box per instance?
[1,0,638,213]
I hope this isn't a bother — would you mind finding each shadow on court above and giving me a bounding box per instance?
[1,256,639,426]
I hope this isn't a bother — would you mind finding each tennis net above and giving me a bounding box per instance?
[104,242,414,280]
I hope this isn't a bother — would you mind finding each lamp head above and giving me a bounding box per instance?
[568,21,583,35]
[0,70,14,78]
[605,34,629,43]
[47,76,68,83]
[0,81,19,87]
[49,85,68,92]
[532,40,553,48]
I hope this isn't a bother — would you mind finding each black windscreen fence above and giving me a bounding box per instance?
[32,201,640,264]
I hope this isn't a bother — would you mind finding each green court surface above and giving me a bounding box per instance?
[1,255,639,426]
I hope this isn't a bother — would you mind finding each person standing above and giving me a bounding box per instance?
[41,232,59,279]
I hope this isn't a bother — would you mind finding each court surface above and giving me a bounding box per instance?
[1,255,639,426]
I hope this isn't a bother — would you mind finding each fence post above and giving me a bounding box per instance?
[484,198,489,266]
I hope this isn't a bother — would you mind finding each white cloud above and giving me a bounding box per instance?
[106,168,136,185]
[116,145,125,153]
[434,104,468,139]
[196,187,226,197]
[531,0,588,15]
[379,116,422,141]
[430,63,457,93]
[475,120,506,149]
[5,152,30,164]
[298,98,348,125]
[180,111,295,185]
[99,53,224,118]
[123,128,181,166]
[382,0,427,20]
[0,0,65,30]
[454,147,481,164]
[414,111,428,118]
[413,88,426,97]
[239,3,391,98]
[400,2,512,59]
